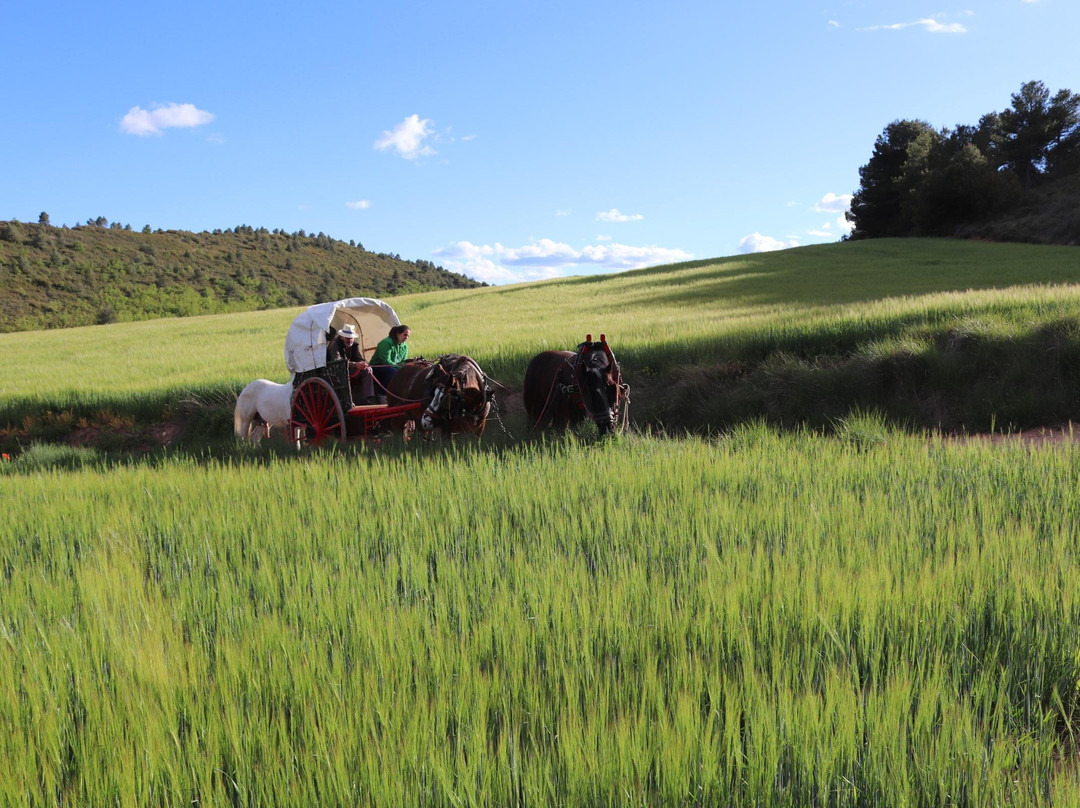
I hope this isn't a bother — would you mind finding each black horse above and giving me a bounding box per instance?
[523,334,626,436]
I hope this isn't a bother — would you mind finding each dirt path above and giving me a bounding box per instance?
[962,422,1080,446]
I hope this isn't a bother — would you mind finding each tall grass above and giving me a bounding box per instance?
[2,432,1079,805]
[4,239,1080,807]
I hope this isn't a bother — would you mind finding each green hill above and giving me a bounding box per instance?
[2,237,1080,453]
[0,218,483,332]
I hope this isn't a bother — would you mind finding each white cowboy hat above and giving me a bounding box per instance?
[338,324,359,339]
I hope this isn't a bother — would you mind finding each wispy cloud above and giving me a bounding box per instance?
[346,200,371,210]
[374,114,436,160]
[828,20,840,27]
[807,214,854,240]
[737,233,799,254]
[859,18,967,33]
[432,238,691,284]
[596,208,644,223]
[121,102,215,136]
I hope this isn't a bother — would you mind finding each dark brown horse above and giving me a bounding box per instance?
[385,354,492,440]
[523,334,626,436]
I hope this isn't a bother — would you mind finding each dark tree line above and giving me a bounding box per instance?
[847,81,1080,240]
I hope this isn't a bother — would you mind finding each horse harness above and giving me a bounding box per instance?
[420,355,494,433]
[562,335,628,427]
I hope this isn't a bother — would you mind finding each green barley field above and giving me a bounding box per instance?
[3,238,1080,806]
[3,238,1080,412]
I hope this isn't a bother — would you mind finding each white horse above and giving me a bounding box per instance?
[234,378,294,445]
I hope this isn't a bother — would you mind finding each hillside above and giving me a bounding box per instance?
[2,238,1080,454]
[0,218,484,332]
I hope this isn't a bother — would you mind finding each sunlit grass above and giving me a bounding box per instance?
[3,239,1079,411]
[4,237,1080,804]
[2,433,1079,805]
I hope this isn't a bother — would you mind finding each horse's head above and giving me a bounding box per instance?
[420,354,492,436]
[573,334,622,436]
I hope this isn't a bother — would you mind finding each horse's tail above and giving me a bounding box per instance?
[234,386,254,440]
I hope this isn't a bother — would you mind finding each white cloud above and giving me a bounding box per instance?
[836,213,854,235]
[499,238,582,267]
[434,241,495,261]
[121,102,215,136]
[433,243,524,284]
[555,209,572,217]
[374,114,436,159]
[596,208,644,223]
[828,20,840,27]
[432,238,692,284]
[815,192,852,213]
[859,18,967,33]
[738,233,799,254]
[579,243,691,269]
[346,200,371,210]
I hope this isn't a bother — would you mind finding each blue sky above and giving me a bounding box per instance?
[3,0,1076,284]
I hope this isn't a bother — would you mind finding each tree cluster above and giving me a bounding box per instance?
[847,81,1080,241]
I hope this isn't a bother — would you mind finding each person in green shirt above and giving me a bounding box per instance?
[370,324,411,400]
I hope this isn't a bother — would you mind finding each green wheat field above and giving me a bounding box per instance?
[2,238,1080,806]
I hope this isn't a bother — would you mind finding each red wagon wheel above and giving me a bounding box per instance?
[291,377,346,448]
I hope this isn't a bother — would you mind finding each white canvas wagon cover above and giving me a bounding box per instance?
[284,297,401,373]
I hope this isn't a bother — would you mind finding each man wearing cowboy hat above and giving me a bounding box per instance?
[326,324,377,405]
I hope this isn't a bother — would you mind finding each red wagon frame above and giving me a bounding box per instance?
[284,297,423,449]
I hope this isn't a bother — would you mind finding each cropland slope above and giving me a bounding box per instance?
[1,238,1079,453]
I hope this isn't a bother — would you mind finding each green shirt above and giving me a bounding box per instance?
[371,336,408,366]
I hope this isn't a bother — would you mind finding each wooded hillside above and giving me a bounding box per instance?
[0,218,484,333]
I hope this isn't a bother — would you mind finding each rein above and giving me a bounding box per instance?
[370,360,433,404]
[532,355,575,429]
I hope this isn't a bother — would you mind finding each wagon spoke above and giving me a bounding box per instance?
[291,377,345,447]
